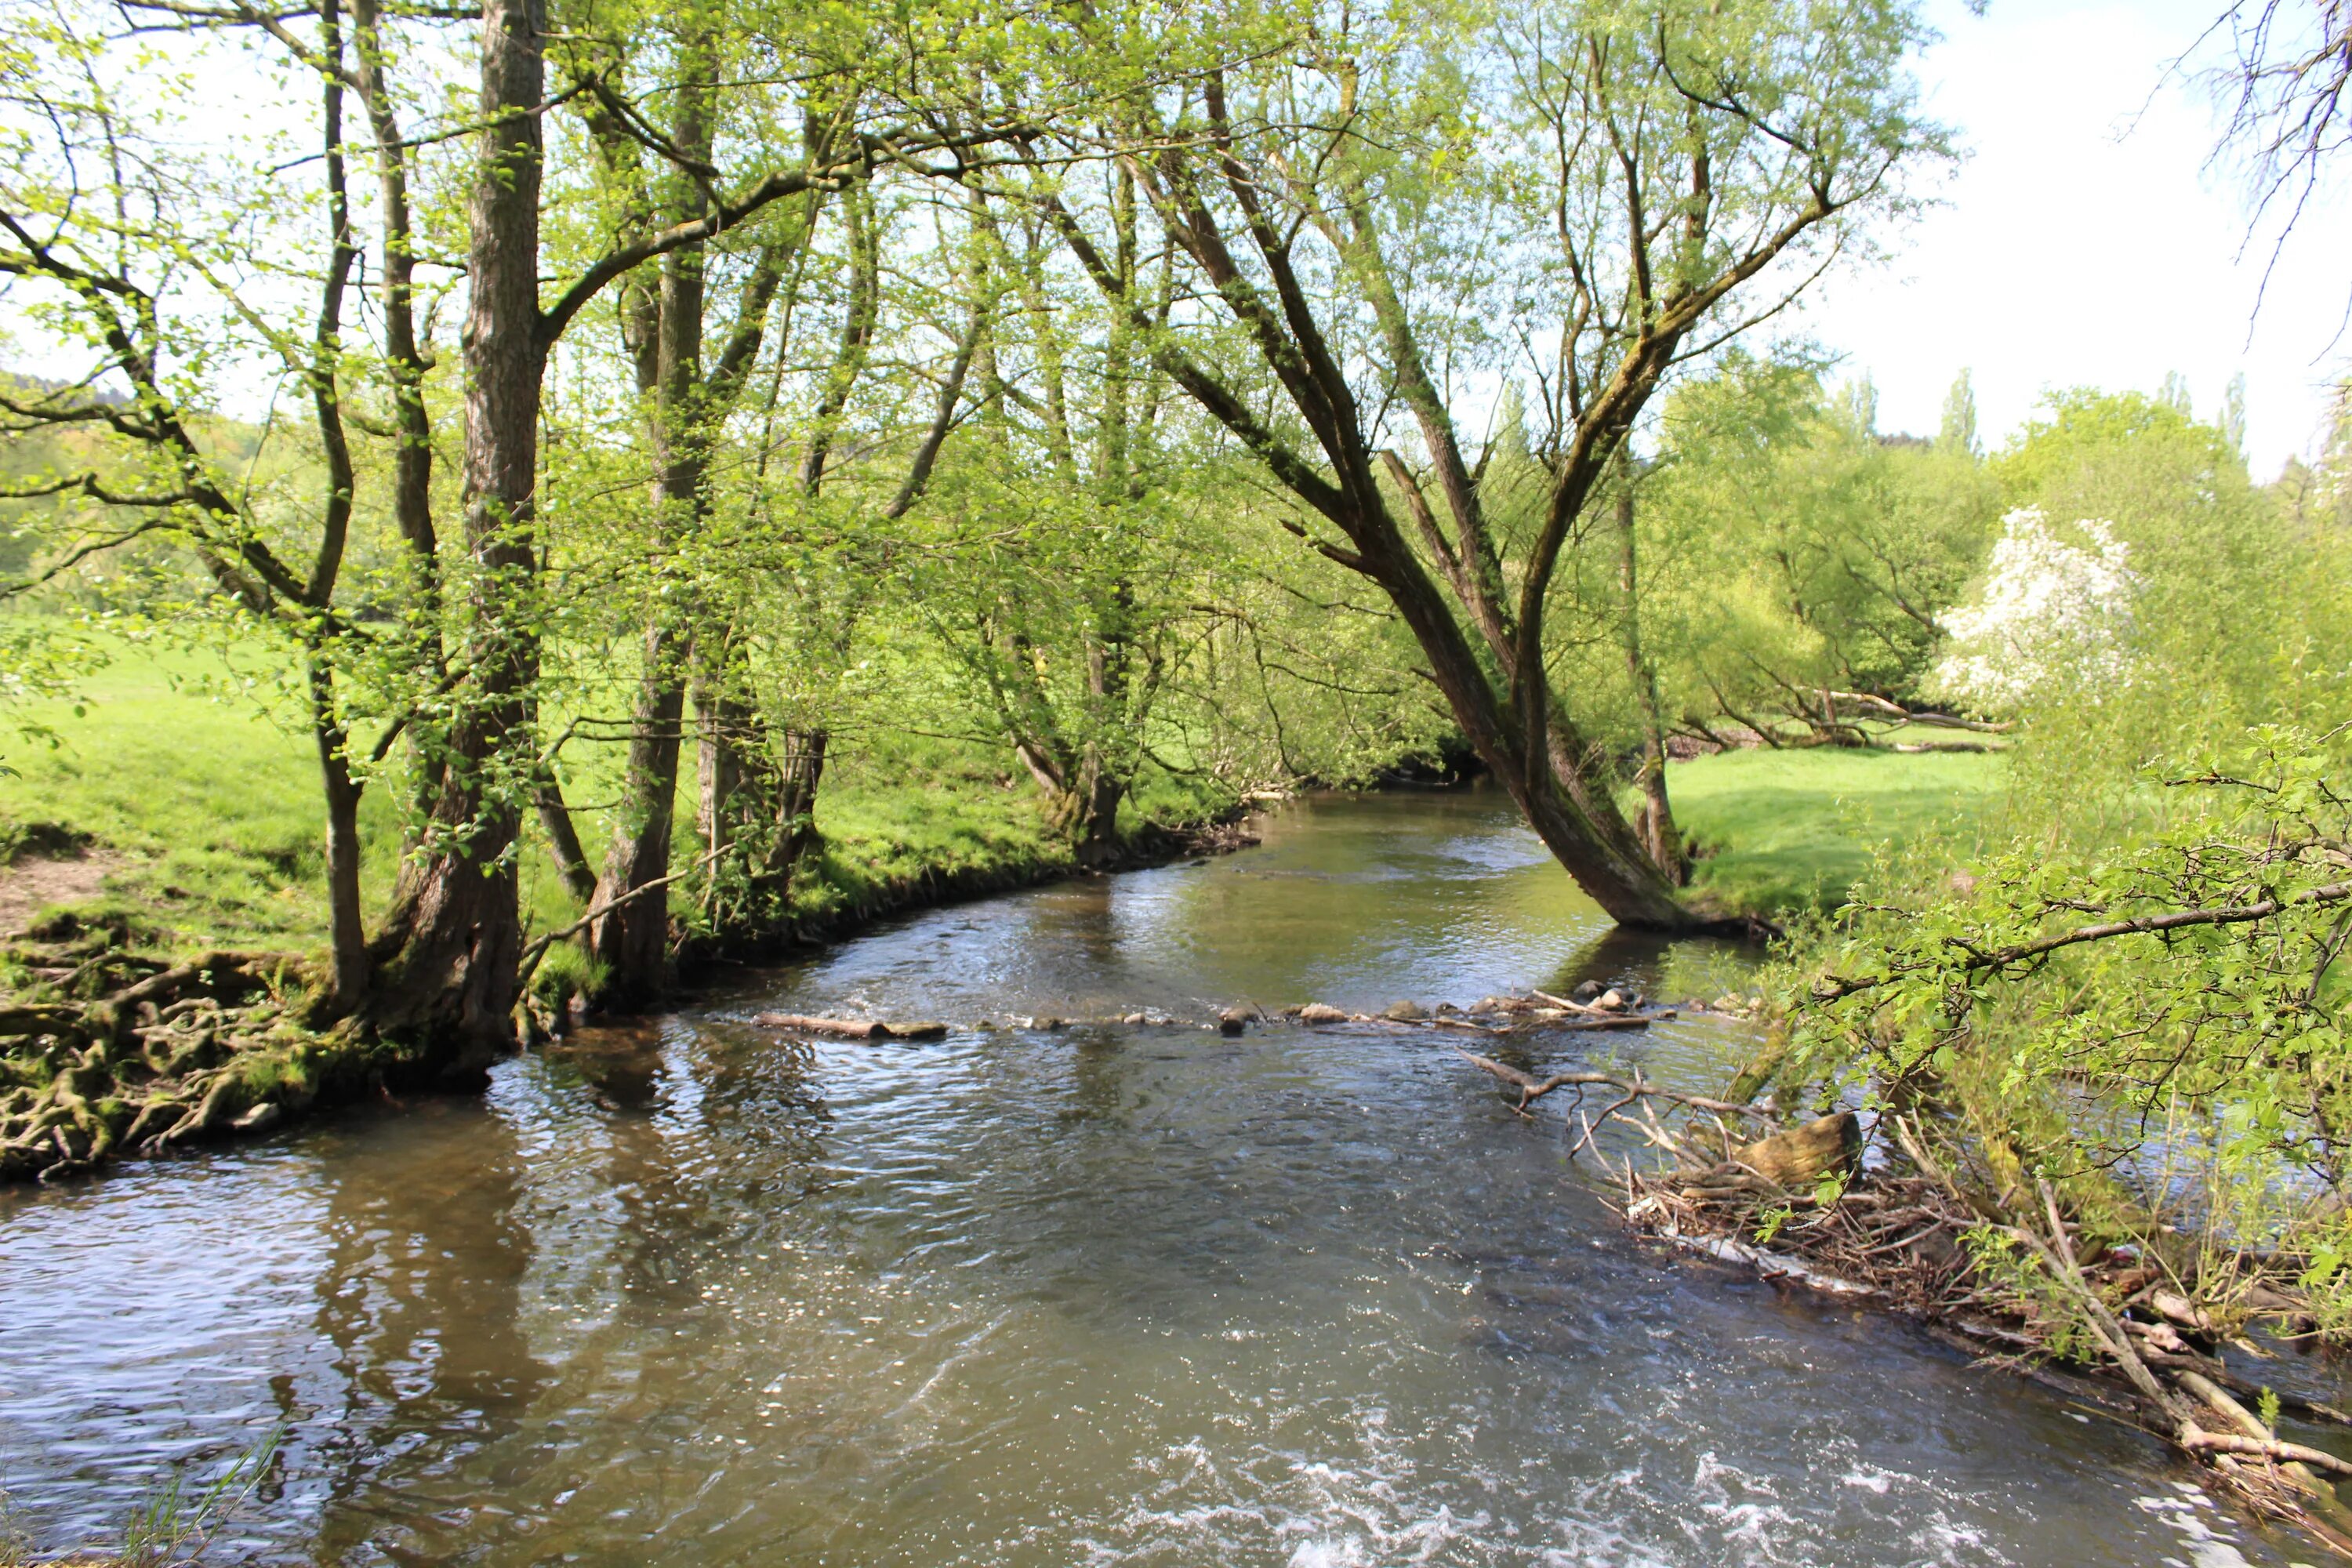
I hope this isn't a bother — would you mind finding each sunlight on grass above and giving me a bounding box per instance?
[1669,746,2008,916]
[0,638,1098,952]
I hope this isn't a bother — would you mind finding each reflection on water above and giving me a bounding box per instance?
[0,788,2292,1564]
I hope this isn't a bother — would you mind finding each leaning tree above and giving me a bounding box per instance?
[1013,0,1947,927]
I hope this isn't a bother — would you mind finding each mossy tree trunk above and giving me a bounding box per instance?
[361,0,547,1066]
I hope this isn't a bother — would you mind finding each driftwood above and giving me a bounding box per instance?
[1446,1027,2352,1558]
[731,993,1686,1042]
[1624,1118,2352,1557]
[1457,1052,1771,1123]
[751,1012,949,1041]
[2183,1427,2352,1479]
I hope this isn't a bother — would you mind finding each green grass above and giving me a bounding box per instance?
[0,637,404,949]
[1668,745,2008,916]
[0,637,1202,957]
[787,734,1069,928]
[4,639,1998,946]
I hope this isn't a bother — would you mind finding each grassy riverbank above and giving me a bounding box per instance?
[1668,746,2007,916]
[0,641,1229,956]
[0,643,2005,951]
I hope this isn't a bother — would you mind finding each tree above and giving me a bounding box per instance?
[0,0,401,1014]
[1978,387,2311,811]
[2196,0,2352,330]
[1014,0,1947,927]
[1613,458,1683,880]
[545,2,836,1005]
[914,170,1206,865]
[1927,508,2137,716]
[346,0,991,1051]
[1937,368,1980,457]
[1639,356,1999,747]
[2308,378,2352,528]
[2,0,1004,1058]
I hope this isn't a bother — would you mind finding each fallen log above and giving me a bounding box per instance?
[2181,1426,2352,1479]
[752,1012,949,1041]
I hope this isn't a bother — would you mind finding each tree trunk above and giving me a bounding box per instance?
[532,763,597,906]
[310,659,369,1017]
[590,620,688,1004]
[773,725,827,868]
[583,51,722,1004]
[1616,475,1685,883]
[361,0,546,1068]
[1069,750,1125,869]
[695,675,757,905]
[1356,520,1697,928]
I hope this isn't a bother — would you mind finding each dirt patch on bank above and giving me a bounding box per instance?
[0,849,126,936]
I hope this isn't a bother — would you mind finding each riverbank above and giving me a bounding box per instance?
[0,804,1264,1184]
[0,787,2285,1568]
[0,643,2008,953]
[0,642,2005,1181]
[0,642,1249,958]
[0,645,1261,1181]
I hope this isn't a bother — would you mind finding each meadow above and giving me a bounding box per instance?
[0,641,2002,956]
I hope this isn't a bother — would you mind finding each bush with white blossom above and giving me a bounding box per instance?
[1929,507,2136,714]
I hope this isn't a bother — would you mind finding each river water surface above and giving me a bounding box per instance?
[0,789,2291,1564]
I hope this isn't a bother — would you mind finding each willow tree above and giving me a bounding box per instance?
[1018,0,1946,927]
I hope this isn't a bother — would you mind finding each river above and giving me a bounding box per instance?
[0,789,2290,1564]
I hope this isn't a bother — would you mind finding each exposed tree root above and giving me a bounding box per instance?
[0,925,436,1183]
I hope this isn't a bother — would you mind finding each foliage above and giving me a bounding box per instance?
[1780,724,2352,1316]
[1928,508,2136,714]
[1639,360,2001,746]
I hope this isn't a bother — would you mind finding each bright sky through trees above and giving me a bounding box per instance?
[1798,0,2352,474]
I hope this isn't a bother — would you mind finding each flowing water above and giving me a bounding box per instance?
[0,789,2301,1565]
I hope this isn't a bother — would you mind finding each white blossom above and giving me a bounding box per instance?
[1929,507,2136,714]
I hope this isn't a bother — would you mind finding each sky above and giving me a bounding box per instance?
[1790,0,2352,477]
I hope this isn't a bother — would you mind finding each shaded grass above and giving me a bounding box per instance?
[1667,746,2008,916]
[0,638,1229,960]
[782,733,1071,930]
[0,639,400,949]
